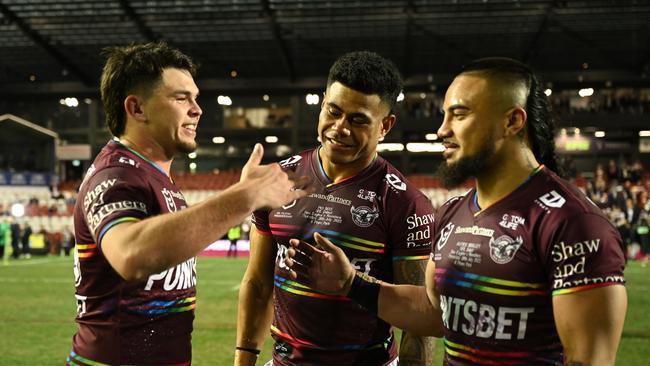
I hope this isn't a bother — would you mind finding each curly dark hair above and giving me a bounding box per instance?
[459,57,560,174]
[327,51,402,113]
[100,42,197,137]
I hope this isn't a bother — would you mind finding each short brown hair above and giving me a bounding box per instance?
[100,42,197,137]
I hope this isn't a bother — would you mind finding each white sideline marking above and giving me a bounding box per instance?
[0,258,67,266]
[0,277,69,283]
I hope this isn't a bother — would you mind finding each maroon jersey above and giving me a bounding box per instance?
[431,167,625,365]
[253,149,434,366]
[67,140,196,366]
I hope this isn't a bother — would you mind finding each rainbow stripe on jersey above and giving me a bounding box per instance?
[552,281,623,296]
[393,254,430,261]
[66,351,109,366]
[98,216,140,243]
[123,296,196,315]
[274,275,348,300]
[66,350,191,366]
[271,324,389,351]
[75,243,97,259]
[435,268,549,297]
[269,224,386,253]
[444,339,562,365]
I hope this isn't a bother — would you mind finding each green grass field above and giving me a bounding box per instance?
[0,256,648,365]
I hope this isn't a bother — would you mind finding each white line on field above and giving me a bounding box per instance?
[0,258,68,266]
[0,277,70,283]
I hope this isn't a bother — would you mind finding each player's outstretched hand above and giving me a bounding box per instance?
[285,232,355,296]
[240,143,312,210]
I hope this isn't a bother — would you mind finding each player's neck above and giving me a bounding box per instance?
[115,134,172,176]
[474,147,540,209]
[318,148,376,184]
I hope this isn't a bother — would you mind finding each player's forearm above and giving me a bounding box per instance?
[107,181,257,280]
[554,286,627,366]
[562,353,616,366]
[378,283,443,337]
[235,276,274,366]
[398,331,436,366]
[562,339,619,366]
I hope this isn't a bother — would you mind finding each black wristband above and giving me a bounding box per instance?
[347,272,381,315]
[236,346,261,355]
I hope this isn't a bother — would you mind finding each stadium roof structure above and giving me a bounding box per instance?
[1,0,649,97]
[0,113,59,141]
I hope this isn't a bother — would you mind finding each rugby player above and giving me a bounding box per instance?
[67,42,309,366]
[235,51,436,365]
[286,57,627,366]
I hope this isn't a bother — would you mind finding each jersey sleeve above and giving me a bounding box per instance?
[251,209,271,235]
[539,212,626,296]
[251,156,301,236]
[389,194,435,261]
[81,166,152,246]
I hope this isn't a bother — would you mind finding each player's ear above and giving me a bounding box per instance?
[320,90,327,109]
[380,114,396,140]
[124,95,147,122]
[504,107,526,137]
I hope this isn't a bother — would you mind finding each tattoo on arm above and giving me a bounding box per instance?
[399,332,435,366]
[393,259,427,285]
[393,260,435,365]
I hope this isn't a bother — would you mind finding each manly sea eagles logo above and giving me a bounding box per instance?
[350,205,379,227]
[489,235,524,264]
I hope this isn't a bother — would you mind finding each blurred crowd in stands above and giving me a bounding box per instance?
[401,88,650,119]
[552,88,650,115]
[0,188,75,259]
[0,216,75,259]
[583,159,650,263]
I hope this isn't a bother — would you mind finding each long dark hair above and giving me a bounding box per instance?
[460,57,561,175]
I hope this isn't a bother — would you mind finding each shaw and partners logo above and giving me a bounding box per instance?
[454,225,495,237]
[406,213,434,248]
[84,178,117,211]
[86,200,147,232]
[551,238,600,279]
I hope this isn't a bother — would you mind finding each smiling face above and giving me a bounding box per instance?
[435,73,504,187]
[317,81,395,176]
[141,67,202,157]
